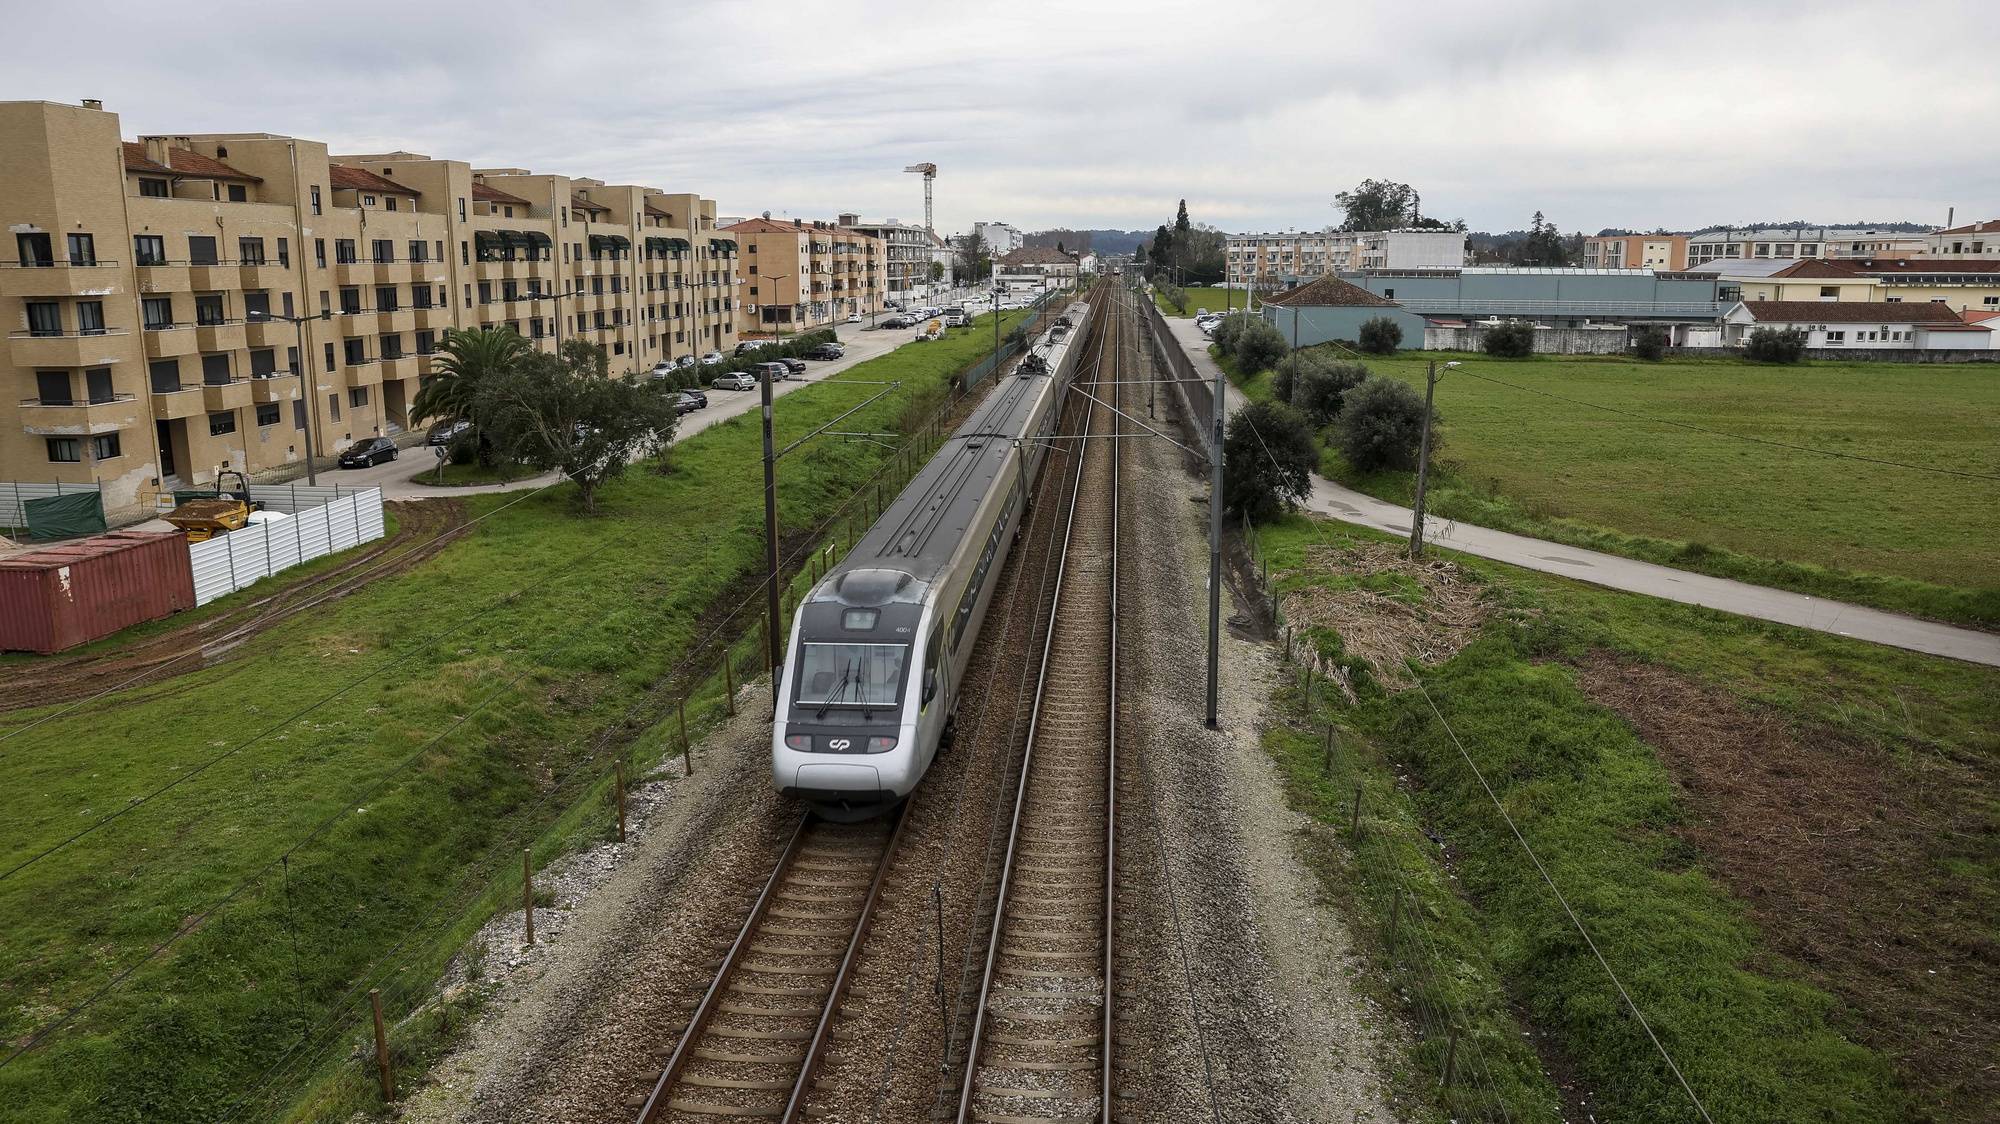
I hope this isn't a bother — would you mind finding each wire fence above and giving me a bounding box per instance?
[0,309,1063,1121]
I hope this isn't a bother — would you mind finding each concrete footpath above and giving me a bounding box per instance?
[1160,317,2000,668]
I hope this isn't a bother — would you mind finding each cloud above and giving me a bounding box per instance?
[11,0,1995,235]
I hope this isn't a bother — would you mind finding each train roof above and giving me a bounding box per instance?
[814,306,1093,604]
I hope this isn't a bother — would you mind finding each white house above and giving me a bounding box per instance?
[1722,300,1992,349]
[994,247,1081,292]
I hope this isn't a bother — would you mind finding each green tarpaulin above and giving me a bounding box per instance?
[25,491,107,540]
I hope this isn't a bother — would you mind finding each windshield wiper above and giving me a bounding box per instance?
[816,662,852,719]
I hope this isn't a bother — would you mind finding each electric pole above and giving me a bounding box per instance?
[1206,359,1225,729]
[762,366,782,703]
[1408,360,1455,559]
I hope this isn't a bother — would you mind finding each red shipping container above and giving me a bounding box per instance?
[0,531,196,654]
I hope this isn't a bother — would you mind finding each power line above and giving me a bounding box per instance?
[1449,366,2000,483]
[1412,678,1717,1124]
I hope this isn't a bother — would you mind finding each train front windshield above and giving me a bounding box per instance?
[794,642,909,710]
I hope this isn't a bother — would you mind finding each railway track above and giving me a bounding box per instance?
[634,807,911,1123]
[951,288,1125,1124]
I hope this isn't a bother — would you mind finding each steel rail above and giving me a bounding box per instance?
[1099,286,1122,1124]
[953,282,1118,1123]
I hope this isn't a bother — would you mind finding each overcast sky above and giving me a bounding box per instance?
[12,0,1995,237]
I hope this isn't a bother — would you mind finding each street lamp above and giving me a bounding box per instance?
[252,310,330,486]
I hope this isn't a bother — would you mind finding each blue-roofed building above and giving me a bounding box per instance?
[1335,266,1733,327]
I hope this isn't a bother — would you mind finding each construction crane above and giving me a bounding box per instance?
[903,162,937,238]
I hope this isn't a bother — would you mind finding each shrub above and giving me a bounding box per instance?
[1210,312,1254,356]
[1358,316,1404,355]
[1745,326,1806,363]
[1632,325,1669,361]
[1335,377,1434,472]
[1158,283,1188,314]
[1481,320,1537,358]
[1223,401,1320,523]
[1232,318,1289,373]
[1292,360,1372,427]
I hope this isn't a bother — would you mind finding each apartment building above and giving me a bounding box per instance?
[1730,257,2000,313]
[1226,229,1466,290]
[1581,233,1689,271]
[0,99,736,511]
[841,216,934,302]
[724,217,884,333]
[973,221,1023,255]
[1684,226,1928,265]
[1924,219,2000,258]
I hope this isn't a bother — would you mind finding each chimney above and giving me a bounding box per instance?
[143,136,171,166]
[81,98,103,111]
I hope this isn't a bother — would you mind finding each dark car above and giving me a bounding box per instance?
[680,389,708,409]
[338,436,397,468]
[805,343,844,361]
[425,418,471,446]
[779,357,808,376]
[673,392,703,415]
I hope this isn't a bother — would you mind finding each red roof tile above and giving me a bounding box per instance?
[472,181,532,207]
[570,193,609,215]
[1262,274,1399,308]
[1847,257,2000,274]
[1768,259,1864,279]
[329,164,419,196]
[1934,219,2000,237]
[1739,300,1966,324]
[121,142,261,182]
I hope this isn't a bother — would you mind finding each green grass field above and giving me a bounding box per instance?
[0,309,1033,1122]
[1257,348,2000,625]
[1153,285,1255,317]
[1256,514,2000,1123]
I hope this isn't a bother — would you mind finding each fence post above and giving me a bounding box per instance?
[1388,890,1402,951]
[1324,724,1337,774]
[1440,1025,1460,1087]
[522,849,534,945]
[351,494,362,544]
[724,653,736,717]
[369,988,394,1102]
[1351,787,1363,837]
[224,529,239,593]
[614,760,628,844]
[679,698,694,775]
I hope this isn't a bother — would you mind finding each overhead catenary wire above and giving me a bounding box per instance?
[1413,678,1717,1124]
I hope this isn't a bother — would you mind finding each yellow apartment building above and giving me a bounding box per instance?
[723,217,884,335]
[1732,257,2000,313]
[1,98,736,512]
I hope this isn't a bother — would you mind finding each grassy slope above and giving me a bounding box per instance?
[1153,285,1254,317]
[1222,345,2000,625]
[1256,513,2000,1123]
[0,310,1032,1122]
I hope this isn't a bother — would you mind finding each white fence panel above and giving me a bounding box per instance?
[189,488,385,606]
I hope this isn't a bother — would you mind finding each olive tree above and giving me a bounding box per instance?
[1292,360,1372,427]
[1223,401,1321,523]
[1744,326,1806,363]
[1481,320,1537,358]
[1357,316,1404,355]
[1334,377,1434,472]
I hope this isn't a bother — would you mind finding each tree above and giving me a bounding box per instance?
[1482,320,1537,358]
[411,326,532,468]
[1145,223,1174,281]
[1223,401,1320,522]
[1632,325,1669,361]
[1231,318,1289,373]
[1358,316,1403,355]
[1210,311,1255,355]
[1744,326,1807,363]
[476,340,679,513]
[1335,378,1433,472]
[956,230,991,282]
[1334,179,1467,232]
[1508,211,1573,266]
[928,260,945,283]
[1291,359,1372,427]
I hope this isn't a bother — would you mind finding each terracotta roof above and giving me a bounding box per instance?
[723,217,818,235]
[1934,219,2000,237]
[329,164,419,196]
[1768,259,1863,279]
[1739,300,1967,324]
[571,193,610,215]
[1962,309,2000,324]
[1846,257,2000,275]
[472,181,532,207]
[644,203,671,219]
[997,247,1077,267]
[121,142,261,183]
[1262,274,1399,308]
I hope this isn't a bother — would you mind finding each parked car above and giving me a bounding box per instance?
[881,315,911,329]
[425,418,472,446]
[699,350,724,365]
[943,308,969,327]
[845,313,862,323]
[676,354,697,369]
[734,341,769,357]
[779,357,808,376]
[673,393,701,416]
[806,343,844,360]
[338,436,397,468]
[712,372,758,391]
[647,361,675,380]
[681,389,708,408]
[753,361,790,383]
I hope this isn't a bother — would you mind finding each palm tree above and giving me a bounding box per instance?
[411,326,530,471]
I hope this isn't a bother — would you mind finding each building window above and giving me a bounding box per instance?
[324,342,335,372]
[282,291,295,319]
[457,198,467,221]
[416,329,435,354]
[381,334,404,360]
[208,411,236,436]
[311,186,322,215]
[92,432,122,460]
[188,236,219,265]
[134,235,167,266]
[15,232,53,267]
[343,338,367,365]
[376,285,398,311]
[35,370,71,404]
[25,301,61,337]
[277,237,290,267]
[335,239,357,264]
[328,392,340,421]
[372,239,393,263]
[77,301,105,335]
[340,288,362,314]
[293,399,307,430]
[386,196,398,212]
[1820,287,1839,298]
[350,387,369,408]
[250,348,277,377]
[67,233,96,266]
[256,403,281,426]
[150,358,182,393]
[243,291,270,321]
[195,294,225,325]
[201,353,232,384]
[409,239,427,263]
[226,183,247,202]
[46,438,82,463]
[139,178,169,198]
[362,194,377,207]
[239,237,265,264]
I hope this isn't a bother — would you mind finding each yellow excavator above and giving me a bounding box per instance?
[163,466,264,543]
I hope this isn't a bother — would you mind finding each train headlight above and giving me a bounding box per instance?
[784,733,812,751]
[866,736,897,753]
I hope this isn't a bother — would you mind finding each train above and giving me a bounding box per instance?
[771,299,1097,820]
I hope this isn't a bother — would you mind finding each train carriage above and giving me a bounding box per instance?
[773,301,1096,819]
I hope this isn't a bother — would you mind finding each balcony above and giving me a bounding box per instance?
[136,262,191,294]
[379,356,418,381]
[149,384,206,420]
[0,260,124,298]
[412,306,447,329]
[142,324,198,358]
[188,261,238,290]
[194,320,247,352]
[377,308,416,334]
[7,328,131,367]
[202,377,253,412]
[244,317,292,348]
[248,371,295,403]
[16,393,142,435]
[333,259,375,285]
[237,262,291,289]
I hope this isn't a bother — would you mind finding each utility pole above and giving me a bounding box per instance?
[762,365,782,703]
[1408,360,1456,559]
[1206,360,1225,729]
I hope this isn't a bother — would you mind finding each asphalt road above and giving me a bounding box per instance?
[1160,316,2000,667]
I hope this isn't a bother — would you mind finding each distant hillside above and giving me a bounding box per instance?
[1685,220,1930,235]
[1024,229,1149,255]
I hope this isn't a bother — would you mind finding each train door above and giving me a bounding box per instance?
[919,619,947,766]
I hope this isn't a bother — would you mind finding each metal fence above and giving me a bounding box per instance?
[0,480,103,530]
[188,488,386,605]
[1134,293,1214,455]
[959,290,1065,393]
